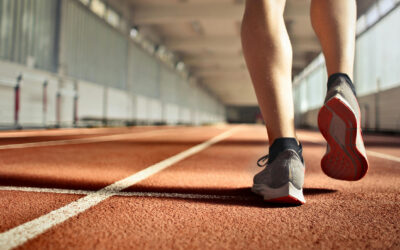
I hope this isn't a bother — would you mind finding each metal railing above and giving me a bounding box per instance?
[0,73,79,129]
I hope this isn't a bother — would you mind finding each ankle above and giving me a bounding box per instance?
[328,72,357,96]
[268,137,303,164]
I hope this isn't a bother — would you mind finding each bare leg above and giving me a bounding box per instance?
[310,0,357,78]
[241,0,295,145]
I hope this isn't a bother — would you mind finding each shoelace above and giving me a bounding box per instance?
[256,143,303,168]
[257,154,269,167]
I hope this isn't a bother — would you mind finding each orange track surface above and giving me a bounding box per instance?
[0,125,399,249]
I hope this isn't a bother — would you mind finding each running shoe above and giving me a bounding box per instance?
[252,148,306,204]
[318,74,369,181]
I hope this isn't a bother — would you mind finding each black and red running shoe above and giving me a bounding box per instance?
[318,74,369,181]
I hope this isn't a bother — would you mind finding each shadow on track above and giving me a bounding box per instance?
[103,139,326,148]
[120,186,337,208]
[0,174,337,208]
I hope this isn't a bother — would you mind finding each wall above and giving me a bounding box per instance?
[299,86,400,132]
[0,0,225,128]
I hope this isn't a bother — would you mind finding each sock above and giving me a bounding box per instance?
[327,73,357,96]
[268,137,304,164]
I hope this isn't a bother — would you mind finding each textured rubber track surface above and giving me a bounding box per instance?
[318,97,369,180]
[0,125,399,249]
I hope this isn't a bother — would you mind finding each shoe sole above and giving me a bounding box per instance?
[252,182,305,205]
[318,95,369,181]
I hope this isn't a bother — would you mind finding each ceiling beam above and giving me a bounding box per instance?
[131,3,308,25]
[191,64,247,73]
[173,46,242,54]
[166,35,320,52]
[185,57,245,66]
[193,68,249,77]
[165,36,241,51]
[187,60,246,69]
[202,82,257,105]
[201,73,251,82]
[131,3,243,25]
[186,56,307,70]
[165,36,320,49]
[183,52,242,62]
[202,78,251,86]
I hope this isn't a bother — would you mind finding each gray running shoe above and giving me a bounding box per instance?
[252,149,306,204]
[318,74,369,181]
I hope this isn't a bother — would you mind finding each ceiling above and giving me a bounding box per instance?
[109,0,376,106]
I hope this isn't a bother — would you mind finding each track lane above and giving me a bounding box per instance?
[0,126,239,249]
[15,126,399,249]
[0,127,159,146]
[0,127,180,149]
[0,127,226,190]
[0,126,231,242]
[0,191,83,234]
[0,126,167,138]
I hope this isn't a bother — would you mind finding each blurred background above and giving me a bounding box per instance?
[0,0,398,131]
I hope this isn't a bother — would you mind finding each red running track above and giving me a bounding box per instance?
[0,125,399,249]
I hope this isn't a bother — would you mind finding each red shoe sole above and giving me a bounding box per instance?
[318,96,369,181]
[266,195,305,205]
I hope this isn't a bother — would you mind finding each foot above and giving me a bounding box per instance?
[318,73,369,181]
[252,138,306,205]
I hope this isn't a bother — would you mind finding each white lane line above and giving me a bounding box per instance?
[0,186,252,201]
[0,186,92,195]
[0,127,240,250]
[0,126,170,139]
[0,128,132,138]
[366,150,400,163]
[0,128,176,150]
[299,134,400,164]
